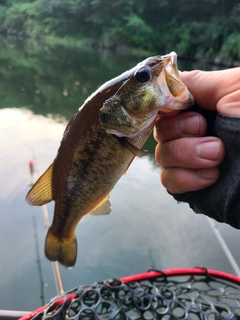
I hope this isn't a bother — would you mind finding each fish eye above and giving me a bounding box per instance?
[135,67,151,84]
[100,112,111,124]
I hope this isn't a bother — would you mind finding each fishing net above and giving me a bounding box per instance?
[20,268,240,320]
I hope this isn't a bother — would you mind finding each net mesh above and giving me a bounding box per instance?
[30,269,240,320]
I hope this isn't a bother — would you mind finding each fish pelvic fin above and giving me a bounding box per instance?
[26,163,53,205]
[45,228,77,267]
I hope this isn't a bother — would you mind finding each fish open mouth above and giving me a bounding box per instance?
[156,52,194,113]
[162,51,180,81]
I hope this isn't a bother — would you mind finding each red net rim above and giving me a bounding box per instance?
[20,267,240,320]
[120,267,240,284]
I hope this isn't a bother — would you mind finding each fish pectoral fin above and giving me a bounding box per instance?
[26,163,53,205]
[88,195,111,215]
[119,137,150,157]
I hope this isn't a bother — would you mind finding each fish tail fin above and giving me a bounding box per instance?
[45,228,77,267]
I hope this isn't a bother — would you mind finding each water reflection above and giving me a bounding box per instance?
[0,37,240,311]
[0,36,142,120]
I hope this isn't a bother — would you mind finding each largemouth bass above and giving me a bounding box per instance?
[26,52,194,267]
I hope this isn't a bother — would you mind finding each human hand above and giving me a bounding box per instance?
[154,67,240,194]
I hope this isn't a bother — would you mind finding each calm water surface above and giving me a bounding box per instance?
[0,36,240,311]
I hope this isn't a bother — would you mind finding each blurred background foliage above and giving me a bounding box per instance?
[0,0,240,63]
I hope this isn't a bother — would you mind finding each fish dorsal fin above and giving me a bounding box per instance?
[88,195,111,215]
[26,163,53,205]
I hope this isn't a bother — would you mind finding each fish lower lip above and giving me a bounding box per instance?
[158,110,180,118]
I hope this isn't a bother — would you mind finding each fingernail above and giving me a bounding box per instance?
[178,115,201,135]
[196,141,221,160]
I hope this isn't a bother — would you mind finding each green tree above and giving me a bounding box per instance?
[0,0,240,60]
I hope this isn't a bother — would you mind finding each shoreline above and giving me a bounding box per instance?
[1,33,239,69]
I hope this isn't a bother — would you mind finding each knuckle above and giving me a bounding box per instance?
[160,168,182,192]
[161,167,219,194]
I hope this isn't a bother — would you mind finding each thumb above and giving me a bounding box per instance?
[180,68,240,116]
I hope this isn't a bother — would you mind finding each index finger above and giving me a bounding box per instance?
[180,68,240,116]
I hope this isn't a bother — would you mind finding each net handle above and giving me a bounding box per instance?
[19,267,240,320]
